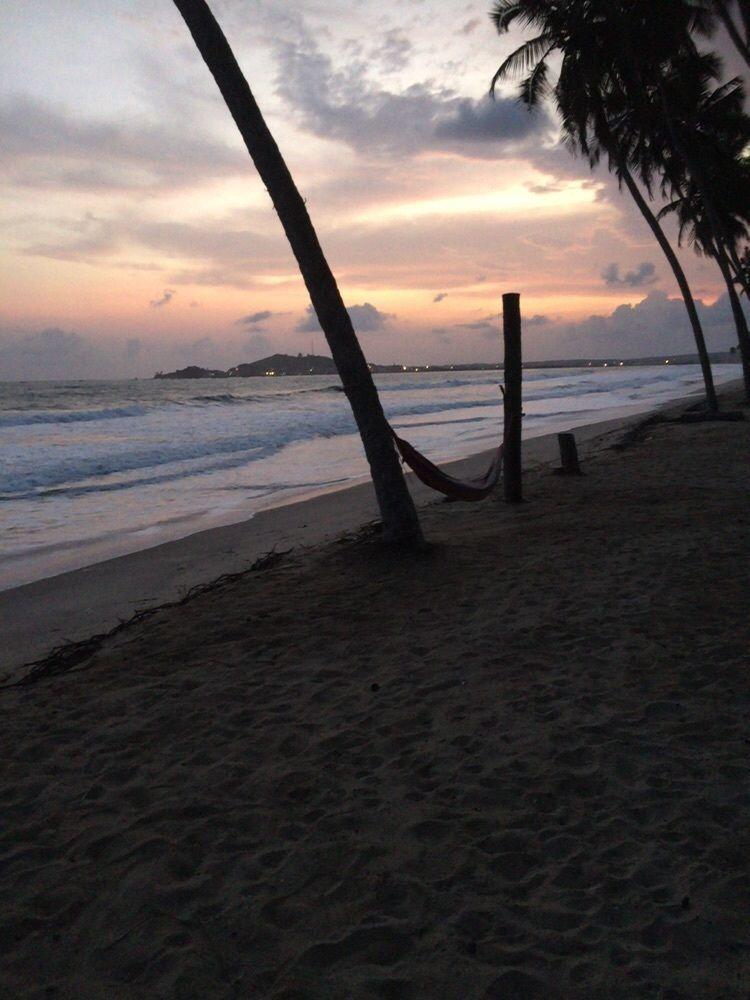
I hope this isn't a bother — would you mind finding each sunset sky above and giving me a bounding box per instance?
[1,0,746,378]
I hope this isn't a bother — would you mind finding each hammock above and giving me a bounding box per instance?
[389,427,504,502]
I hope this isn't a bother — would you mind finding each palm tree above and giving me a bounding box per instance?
[490,0,720,410]
[628,53,750,392]
[171,0,422,545]
[658,146,750,380]
[735,245,750,295]
[612,3,750,395]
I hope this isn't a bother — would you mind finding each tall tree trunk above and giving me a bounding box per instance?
[725,242,750,300]
[171,0,422,545]
[715,250,750,391]
[656,81,750,399]
[620,165,719,410]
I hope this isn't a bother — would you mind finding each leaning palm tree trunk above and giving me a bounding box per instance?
[172,0,422,545]
[619,165,719,411]
[725,242,750,300]
[714,250,750,390]
[656,82,750,399]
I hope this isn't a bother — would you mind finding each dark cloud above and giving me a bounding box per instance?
[0,95,245,194]
[236,310,274,325]
[0,328,97,380]
[149,289,175,308]
[433,96,552,145]
[528,183,563,194]
[457,315,500,340]
[542,290,744,359]
[433,292,448,303]
[461,18,482,35]
[273,40,554,159]
[527,315,550,326]
[349,303,393,330]
[296,302,393,333]
[0,327,152,380]
[0,326,275,380]
[24,211,288,288]
[602,262,658,288]
[370,29,412,73]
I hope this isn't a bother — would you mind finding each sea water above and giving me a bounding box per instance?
[0,364,738,589]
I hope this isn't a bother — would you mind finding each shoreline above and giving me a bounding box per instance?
[0,383,730,680]
[2,368,734,594]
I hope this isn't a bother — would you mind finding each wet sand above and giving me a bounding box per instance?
[1,385,749,998]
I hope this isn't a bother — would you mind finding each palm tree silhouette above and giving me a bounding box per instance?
[635,54,750,392]
[616,5,750,395]
[490,0,721,409]
[171,0,422,545]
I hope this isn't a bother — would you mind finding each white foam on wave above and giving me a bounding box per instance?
[0,364,739,589]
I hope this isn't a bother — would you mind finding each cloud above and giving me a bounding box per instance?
[457,315,500,340]
[0,327,138,380]
[236,310,274,325]
[432,327,452,345]
[370,29,412,73]
[273,39,554,159]
[541,290,744,359]
[0,325,280,380]
[527,315,550,326]
[296,302,393,333]
[461,18,482,35]
[528,183,563,194]
[602,262,658,288]
[149,288,175,308]
[433,292,448,303]
[433,96,551,146]
[0,94,246,194]
[23,209,289,287]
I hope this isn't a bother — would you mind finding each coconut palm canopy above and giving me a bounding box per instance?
[490,0,750,399]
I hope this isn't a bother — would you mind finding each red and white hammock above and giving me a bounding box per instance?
[389,427,503,502]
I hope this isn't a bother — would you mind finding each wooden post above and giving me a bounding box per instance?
[502,292,523,503]
[556,432,582,475]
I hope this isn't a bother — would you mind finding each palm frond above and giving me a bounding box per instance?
[490,34,554,95]
[490,0,544,35]
[519,57,552,106]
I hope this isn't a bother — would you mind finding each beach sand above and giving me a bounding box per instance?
[2,386,749,998]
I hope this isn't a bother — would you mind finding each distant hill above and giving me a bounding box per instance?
[155,354,339,379]
[154,353,405,379]
[153,350,741,379]
[153,365,227,380]
[228,353,339,377]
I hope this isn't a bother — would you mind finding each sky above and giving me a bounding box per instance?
[0,0,747,378]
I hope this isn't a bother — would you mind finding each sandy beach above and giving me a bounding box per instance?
[2,385,749,998]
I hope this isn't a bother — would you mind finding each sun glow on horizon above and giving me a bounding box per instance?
[354,182,601,225]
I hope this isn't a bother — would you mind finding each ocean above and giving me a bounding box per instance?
[0,364,738,590]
